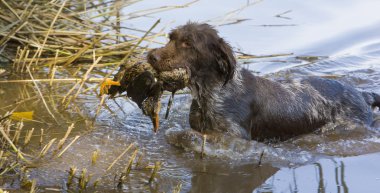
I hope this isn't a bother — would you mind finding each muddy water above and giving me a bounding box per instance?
[1,0,380,192]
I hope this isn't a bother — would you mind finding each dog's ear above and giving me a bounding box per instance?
[214,38,236,85]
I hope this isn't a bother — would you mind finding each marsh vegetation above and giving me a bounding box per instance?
[1,0,380,192]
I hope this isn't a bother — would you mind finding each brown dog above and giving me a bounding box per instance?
[148,22,380,141]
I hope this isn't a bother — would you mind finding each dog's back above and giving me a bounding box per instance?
[302,77,373,124]
[191,68,378,141]
[248,73,378,141]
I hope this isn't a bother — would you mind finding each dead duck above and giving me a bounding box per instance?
[101,62,188,132]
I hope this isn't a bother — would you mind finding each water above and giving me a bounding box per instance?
[1,0,380,192]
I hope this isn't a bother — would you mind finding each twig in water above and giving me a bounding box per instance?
[66,166,77,188]
[0,126,30,163]
[72,56,103,100]
[258,150,264,167]
[27,66,58,122]
[106,142,135,171]
[57,123,75,150]
[148,161,161,183]
[91,149,99,165]
[172,182,182,193]
[275,10,292,20]
[254,24,297,27]
[125,149,139,175]
[57,135,80,158]
[236,51,293,60]
[95,95,107,118]
[29,179,37,193]
[39,129,44,146]
[39,138,57,158]
[165,92,175,119]
[24,128,34,145]
[201,134,207,159]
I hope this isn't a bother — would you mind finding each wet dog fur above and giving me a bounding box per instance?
[148,22,380,141]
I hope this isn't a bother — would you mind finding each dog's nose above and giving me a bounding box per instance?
[147,49,160,64]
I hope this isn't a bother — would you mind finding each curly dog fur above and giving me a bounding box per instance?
[148,22,380,141]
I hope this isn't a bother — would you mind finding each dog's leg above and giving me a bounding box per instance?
[371,117,380,128]
[373,92,380,108]
[189,99,202,132]
[362,91,380,109]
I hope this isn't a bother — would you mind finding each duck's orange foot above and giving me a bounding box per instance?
[100,79,121,95]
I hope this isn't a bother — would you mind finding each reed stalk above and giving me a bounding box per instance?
[0,125,29,163]
[67,166,77,187]
[106,142,134,172]
[39,138,56,158]
[201,134,207,159]
[23,128,34,145]
[57,123,75,150]
[57,135,80,158]
[148,161,161,183]
[125,149,138,175]
[39,129,43,146]
[91,149,99,165]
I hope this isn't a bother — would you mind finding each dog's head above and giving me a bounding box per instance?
[148,22,236,87]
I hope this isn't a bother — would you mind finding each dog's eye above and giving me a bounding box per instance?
[181,41,190,48]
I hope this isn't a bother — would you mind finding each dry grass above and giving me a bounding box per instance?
[0,0,196,191]
[0,0,165,68]
[0,0,167,117]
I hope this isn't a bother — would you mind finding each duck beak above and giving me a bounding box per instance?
[151,100,161,133]
[142,95,162,133]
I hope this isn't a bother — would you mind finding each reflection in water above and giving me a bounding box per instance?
[292,168,298,193]
[189,162,277,193]
[256,154,380,193]
[315,163,325,193]
[333,160,349,193]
